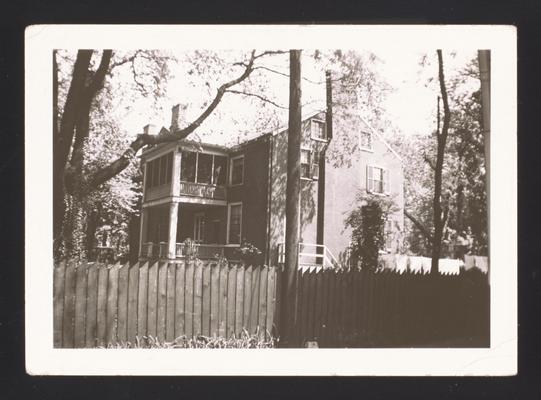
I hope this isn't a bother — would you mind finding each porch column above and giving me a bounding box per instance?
[139,207,149,257]
[171,149,182,197]
[167,201,179,259]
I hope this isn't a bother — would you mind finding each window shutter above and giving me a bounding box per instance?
[367,165,373,192]
[384,169,390,194]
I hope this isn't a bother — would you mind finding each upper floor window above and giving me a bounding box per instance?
[360,130,373,151]
[301,149,320,180]
[311,120,326,140]
[180,151,197,183]
[180,151,228,185]
[367,165,389,194]
[230,155,244,186]
[145,152,173,189]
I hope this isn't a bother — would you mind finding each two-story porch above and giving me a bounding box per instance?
[139,140,244,261]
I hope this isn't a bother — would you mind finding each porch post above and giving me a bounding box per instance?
[171,149,181,197]
[167,201,179,259]
[139,207,149,257]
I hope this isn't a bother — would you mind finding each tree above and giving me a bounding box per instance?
[390,52,488,264]
[429,50,452,274]
[54,49,283,259]
[345,193,399,270]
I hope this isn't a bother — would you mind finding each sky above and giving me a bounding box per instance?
[111,49,479,146]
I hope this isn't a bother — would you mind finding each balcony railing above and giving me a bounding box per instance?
[179,181,226,200]
[141,242,239,260]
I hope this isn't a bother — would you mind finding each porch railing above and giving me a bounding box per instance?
[141,242,238,260]
[277,242,342,269]
[179,181,226,200]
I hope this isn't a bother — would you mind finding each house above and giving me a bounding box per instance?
[138,105,404,268]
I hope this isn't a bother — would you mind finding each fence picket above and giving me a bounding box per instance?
[116,262,130,344]
[166,263,176,342]
[258,266,268,340]
[227,265,237,338]
[243,266,252,333]
[74,262,88,348]
[85,263,99,348]
[202,263,212,337]
[96,263,109,347]
[105,263,120,345]
[235,265,245,336]
[184,260,195,338]
[314,270,323,343]
[218,262,228,338]
[156,262,168,342]
[136,262,149,340]
[62,261,77,348]
[174,261,186,338]
[126,262,139,344]
[53,261,66,347]
[249,266,261,335]
[146,262,159,339]
[265,266,276,341]
[209,263,219,336]
[193,261,203,336]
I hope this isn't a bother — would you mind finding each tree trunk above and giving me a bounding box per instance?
[431,50,451,275]
[281,49,302,347]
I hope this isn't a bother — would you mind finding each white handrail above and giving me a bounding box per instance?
[278,242,343,269]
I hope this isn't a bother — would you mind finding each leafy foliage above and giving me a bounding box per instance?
[388,57,488,256]
[345,193,399,270]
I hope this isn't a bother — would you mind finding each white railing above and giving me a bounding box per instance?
[142,242,230,259]
[179,181,226,200]
[277,242,341,269]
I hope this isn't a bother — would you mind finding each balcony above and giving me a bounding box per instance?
[179,181,226,200]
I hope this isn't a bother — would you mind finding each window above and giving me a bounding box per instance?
[227,203,242,245]
[180,151,197,182]
[197,153,213,184]
[230,156,244,186]
[193,213,205,243]
[145,152,173,189]
[367,165,389,194]
[301,149,311,179]
[360,131,373,151]
[311,120,326,140]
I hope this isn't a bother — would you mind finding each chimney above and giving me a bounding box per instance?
[170,104,181,132]
[143,124,158,136]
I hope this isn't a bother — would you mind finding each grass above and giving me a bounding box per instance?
[104,329,276,349]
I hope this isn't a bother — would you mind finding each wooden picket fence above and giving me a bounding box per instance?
[292,268,490,348]
[53,260,489,348]
[54,260,277,348]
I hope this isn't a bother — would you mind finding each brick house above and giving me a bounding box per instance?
[139,106,404,268]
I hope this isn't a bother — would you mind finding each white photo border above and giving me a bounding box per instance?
[25,24,517,376]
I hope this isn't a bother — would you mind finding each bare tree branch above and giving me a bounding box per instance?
[74,50,260,195]
[405,209,433,245]
[225,89,288,109]
[423,153,436,171]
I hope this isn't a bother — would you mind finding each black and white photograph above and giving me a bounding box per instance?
[25,25,516,375]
